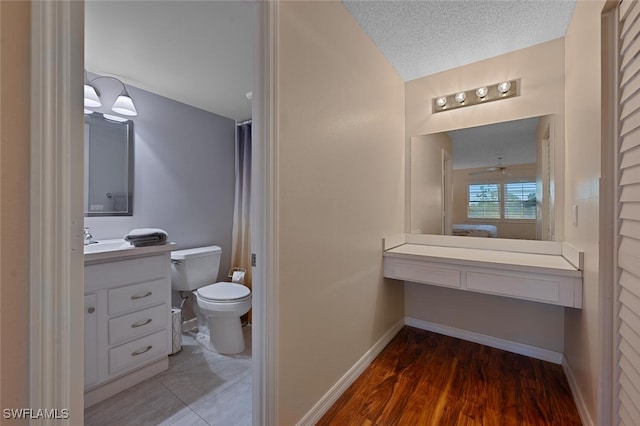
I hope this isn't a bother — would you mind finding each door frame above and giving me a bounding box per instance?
[601,2,620,424]
[29,1,85,417]
[441,149,452,235]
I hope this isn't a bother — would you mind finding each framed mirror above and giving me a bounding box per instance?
[410,115,555,240]
[84,114,134,216]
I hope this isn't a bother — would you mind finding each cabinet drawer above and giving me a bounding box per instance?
[109,329,168,376]
[466,271,560,303]
[108,279,169,315]
[391,260,461,288]
[109,303,168,346]
[85,254,169,292]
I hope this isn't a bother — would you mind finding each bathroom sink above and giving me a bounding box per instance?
[84,238,175,263]
[83,239,130,254]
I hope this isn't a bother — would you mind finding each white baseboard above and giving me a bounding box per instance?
[296,319,405,426]
[405,317,563,364]
[562,357,594,426]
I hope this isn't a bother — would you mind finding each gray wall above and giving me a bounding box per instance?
[85,73,236,282]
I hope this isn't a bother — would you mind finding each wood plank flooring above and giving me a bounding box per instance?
[317,326,582,425]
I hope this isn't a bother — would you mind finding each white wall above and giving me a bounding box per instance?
[563,0,606,422]
[404,39,567,352]
[276,2,405,423]
[84,75,236,281]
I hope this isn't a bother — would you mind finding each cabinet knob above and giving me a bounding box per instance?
[87,307,95,314]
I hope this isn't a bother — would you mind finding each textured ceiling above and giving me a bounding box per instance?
[342,0,576,81]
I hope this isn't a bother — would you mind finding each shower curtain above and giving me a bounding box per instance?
[231,122,252,310]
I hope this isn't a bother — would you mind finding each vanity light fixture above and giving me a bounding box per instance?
[497,81,512,94]
[84,71,102,108]
[111,87,137,116]
[84,72,138,117]
[435,96,447,108]
[102,113,129,123]
[432,79,519,113]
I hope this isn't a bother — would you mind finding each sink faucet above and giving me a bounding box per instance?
[84,227,94,245]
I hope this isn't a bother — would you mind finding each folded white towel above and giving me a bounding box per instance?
[124,228,168,247]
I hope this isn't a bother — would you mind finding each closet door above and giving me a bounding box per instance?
[617,1,640,423]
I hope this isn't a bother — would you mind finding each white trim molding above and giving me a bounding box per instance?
[296,320,405,426]
[30,0,85,420]
[252,1,279,425]
[405,317,564,364]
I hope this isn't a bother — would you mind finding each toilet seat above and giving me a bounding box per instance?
[197,282,250,303]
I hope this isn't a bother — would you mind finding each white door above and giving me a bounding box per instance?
[615,1,640,423]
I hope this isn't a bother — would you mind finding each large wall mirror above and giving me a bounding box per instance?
[84,114,134,216]
[410,115,555,241]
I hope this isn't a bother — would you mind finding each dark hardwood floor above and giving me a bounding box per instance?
[317,326,581,425]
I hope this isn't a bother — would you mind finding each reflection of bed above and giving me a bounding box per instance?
[452,224,498,238]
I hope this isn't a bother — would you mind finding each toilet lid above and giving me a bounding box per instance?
[197,282,250,302]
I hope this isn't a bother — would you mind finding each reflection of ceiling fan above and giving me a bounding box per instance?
[468,156,511,176]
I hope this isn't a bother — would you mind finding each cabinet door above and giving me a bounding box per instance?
[84,294,98,388]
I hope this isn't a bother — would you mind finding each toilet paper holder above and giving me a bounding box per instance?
[227,267,246,278]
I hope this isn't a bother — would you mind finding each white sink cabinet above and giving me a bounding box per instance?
[84,240,175,408]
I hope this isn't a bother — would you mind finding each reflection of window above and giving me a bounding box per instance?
[505,182,537,219]
[467,181,536,220]
[468,183,500,218]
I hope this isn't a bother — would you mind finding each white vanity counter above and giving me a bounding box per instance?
[383,234,583,308]
[83,240,176,408]
[84,238,176,264]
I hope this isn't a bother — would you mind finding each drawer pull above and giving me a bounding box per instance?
[131,291,152,300]
[131,318,152,328]
[131,345,153,356]
[87,307,95,314]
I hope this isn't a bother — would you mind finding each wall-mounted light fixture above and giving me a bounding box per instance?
[103,113,130,123]
[84,71,138,117]
[432,79,519,113]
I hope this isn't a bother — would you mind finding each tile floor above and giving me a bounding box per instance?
[84,326,252,426]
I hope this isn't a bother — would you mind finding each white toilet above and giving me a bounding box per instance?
[170,245,251,354]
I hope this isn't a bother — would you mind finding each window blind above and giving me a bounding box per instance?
[467,183,500,218]
[504,182,537,219]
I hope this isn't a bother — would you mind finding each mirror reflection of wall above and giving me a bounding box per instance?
[84,113,134,216]
[410,115,554,241]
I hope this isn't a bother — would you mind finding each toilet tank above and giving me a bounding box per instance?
[170,245,222,291]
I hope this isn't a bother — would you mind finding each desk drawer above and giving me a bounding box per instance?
[391,260,461,288]
[109,329,168,375]
[466,271,560,303]
[108,279,169,315]
[108,303,168,346]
